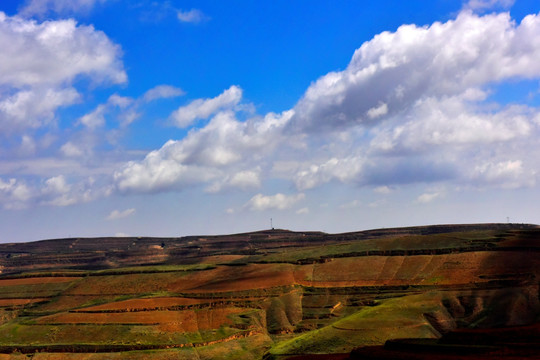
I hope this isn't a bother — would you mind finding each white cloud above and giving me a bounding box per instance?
[1,87,80,132]
[370,98,533,153]
[471,160,535,188]
[290,11,540,132]
[60,142,84,157]
[206,169,261,193]
[366,102,388,119]
[107,208,136,220]
[279,10,540,192]
[104,10,540,208]
[177,9,206,23]
[43,175,71,195]
[0,178,32,209]
[78,104,106,129]
[296,207,309,214]
[170,86,243,128]
[0,12,125,133]
[77,85,179,131]
[245,193,305,211]
[143,85,184,102]
[0,174,107,209]
[19,0,110,17]
[293,156,365,190]
[114,108,293,194]
[0,14,125,87]
[108,94,133,108]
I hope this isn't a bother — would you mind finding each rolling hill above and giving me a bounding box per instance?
[0,223,538,359]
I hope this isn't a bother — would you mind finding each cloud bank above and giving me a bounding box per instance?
[111,10,540,206]
[3,9,540,213]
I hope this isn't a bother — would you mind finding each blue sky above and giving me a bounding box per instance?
[1,0,540,242]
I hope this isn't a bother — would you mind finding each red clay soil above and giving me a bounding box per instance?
[297,252,517,287]
[36,307,247,332]
[0,298,48,306]
[169,263,302,292]
[76,297,208,311]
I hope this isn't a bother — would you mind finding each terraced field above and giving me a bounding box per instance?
[0,223,538,359]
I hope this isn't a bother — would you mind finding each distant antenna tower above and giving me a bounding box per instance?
[270,218,274,230]
[507,216,510,224]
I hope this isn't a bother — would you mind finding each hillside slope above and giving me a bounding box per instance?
[0,223,538,359]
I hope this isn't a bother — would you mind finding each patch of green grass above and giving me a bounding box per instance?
[90,264,215,276]
[269,291,446,355]
[250,230,505,264]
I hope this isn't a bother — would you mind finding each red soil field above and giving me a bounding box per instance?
[36,295,121,312]
[77,297,208,311]
[198,255,247,264]
[36,307,248,332]
[0,298,48,306]
[297,251,538,287]
[168,263,302,293]
[61,250,538,298]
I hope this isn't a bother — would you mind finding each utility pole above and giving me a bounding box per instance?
[270,218,274,230]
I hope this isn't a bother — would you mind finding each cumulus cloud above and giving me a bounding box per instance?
[170,86,243,128]
[0,178,32,209]
[280,11,540,191]
[0,14,125,87]
[0,175,103,209]
[0,12,125,133]
[245,193,305,211]
[19,0,109,17]
[290,11,540,132]
[69,10,540,209]
[107,208,136,220]
[112,9,540,200]
[0,87,80,133]
[177,9,207,23]
[370,98,533,153]
[114,105,293,193]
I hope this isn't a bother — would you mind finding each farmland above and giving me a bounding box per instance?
[0,223,538,359]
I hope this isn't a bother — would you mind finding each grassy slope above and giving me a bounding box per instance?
[269,292,446,356]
